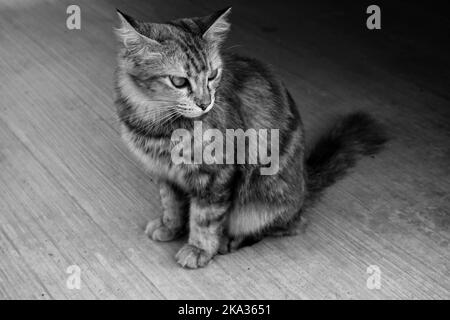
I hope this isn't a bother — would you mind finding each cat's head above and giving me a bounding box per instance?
[115,8,231,121]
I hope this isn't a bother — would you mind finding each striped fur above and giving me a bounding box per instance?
[114,8,387,268]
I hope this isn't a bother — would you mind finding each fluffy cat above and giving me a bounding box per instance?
[114,8,387,268]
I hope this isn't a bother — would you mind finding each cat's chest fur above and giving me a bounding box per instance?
[121,124,188,186]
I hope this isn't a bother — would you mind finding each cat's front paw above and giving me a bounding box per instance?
[175,244,213,269]
[145,217,177,242]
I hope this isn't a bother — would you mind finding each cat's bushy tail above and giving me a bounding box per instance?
[305,112,387,204]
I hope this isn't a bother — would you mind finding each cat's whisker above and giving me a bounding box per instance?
[117,106,178,123]
[147,99,179,102]
[159,110,180,126]
[137,108,180,130]
[154,109,180,125]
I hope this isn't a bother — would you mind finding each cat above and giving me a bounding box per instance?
[114,7,387,268]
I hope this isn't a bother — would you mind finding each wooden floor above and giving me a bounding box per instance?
[0,0,449,299]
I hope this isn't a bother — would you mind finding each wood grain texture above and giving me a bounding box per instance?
[0,0,448,299]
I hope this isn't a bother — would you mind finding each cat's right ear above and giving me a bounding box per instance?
[200,7,232,45]
[115,9,160,55]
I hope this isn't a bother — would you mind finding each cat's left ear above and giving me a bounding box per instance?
[115,9,161,55]
[198,7,232,45]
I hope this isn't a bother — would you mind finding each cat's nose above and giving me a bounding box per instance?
[198,103,209,111]
[195,96,211,110]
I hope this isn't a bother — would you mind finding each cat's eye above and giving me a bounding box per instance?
[208,69,219,81]
[169,76,188,88]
